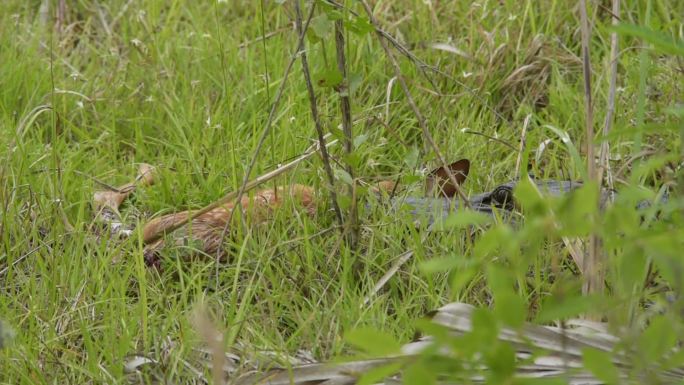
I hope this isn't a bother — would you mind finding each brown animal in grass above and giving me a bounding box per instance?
[141,184,317,264]
[93,160,470,267]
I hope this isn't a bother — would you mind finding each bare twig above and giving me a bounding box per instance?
[294,0,344,226]
[334,14,359,248]
[598,0,620,193]
[579,0,603,299]
[360,1,471,209]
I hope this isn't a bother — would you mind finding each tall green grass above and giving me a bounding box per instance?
[0,0,682,383]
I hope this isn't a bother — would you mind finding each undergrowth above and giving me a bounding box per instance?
[0,0,682,384]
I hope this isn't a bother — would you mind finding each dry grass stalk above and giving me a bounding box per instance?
[514,114,532,179]
[293,0,344,227]
[598,0,620,193]
[334,16,359,249]
[579,0,604,300]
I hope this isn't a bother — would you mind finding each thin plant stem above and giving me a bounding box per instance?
[579,0,603,299]
[334,12,359,249]
[598,0,620,192]
[294,0,344,226]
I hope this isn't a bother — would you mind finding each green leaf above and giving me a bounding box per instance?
[556,182,599,236]
[353,133,369,148]
[472,227,513,259]
[348,72,363,94]
[345,327,402,356]
[403,146,420,168]
[335,168,354,186]
[494,292,527,329]
[450,267,477,295]
[611,24,684,56]
[342,151,362,169]
[512,178,547,213]
[357,362,403,385]
[310,13,333,40]
[441,211,492,230]
[582,348,620,384]
[536,295,600,323]
[486,342,516,381]
[638,315,677,361]
[470,308,498,346]
[403,174,422,184]
[315,68,343,88]
[403,362,436,385]
[345,16,374,36]
[487,264,515,298]
[419,255,463,273]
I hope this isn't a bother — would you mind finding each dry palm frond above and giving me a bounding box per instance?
[225,302,684,385]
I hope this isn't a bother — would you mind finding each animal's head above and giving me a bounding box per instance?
[425,159,470,198]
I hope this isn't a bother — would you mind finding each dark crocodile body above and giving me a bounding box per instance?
[378,179,667,227]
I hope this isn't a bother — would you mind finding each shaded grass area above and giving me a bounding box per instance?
[0,0,681,382]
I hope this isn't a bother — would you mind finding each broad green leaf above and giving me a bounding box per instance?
[403,146,420,168]
[345,327,402,356]
[334,168,354,186]
[513,177,547,213]
[470,308,498,346]
[536,295,600,323]
[494,292,527,329]
[638,315,677,361]
[419,255,463,273]
[450,267,477,295]
[403,361,436,385]
[315,68,343,88]
[582,348,620,384]
[486,342,516,382]
[556,182,599,236]
[345,16,374,36]
[353,133,369,148]
[616,251,647,293]
[472,227,512,259]
[310,14,333,39]
[413,318,451,344]
[487,264,515,299]
[442,211,492,229]
[357,362,403,385]
[341,151,362,169]
[403,174,422,184]
[349,72,363,94]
